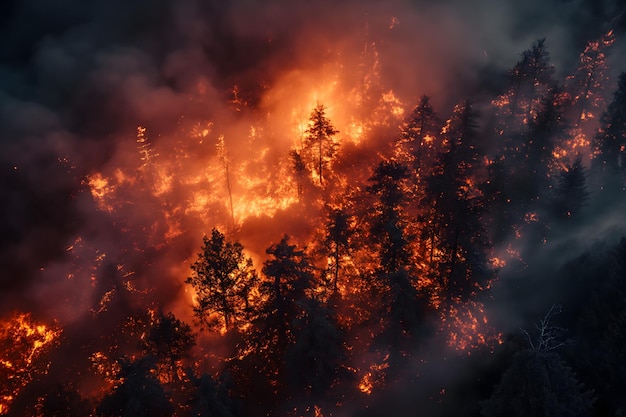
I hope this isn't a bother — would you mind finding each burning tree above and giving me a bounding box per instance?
[186,229,258,332]
[519,87,571,208]
[304,105,339,186]
[495,38,555,131]
[567,30,615,128]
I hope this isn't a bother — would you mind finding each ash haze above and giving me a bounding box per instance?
[1,0,626,416]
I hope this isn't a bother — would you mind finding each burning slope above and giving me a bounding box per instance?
[1,0,624,414]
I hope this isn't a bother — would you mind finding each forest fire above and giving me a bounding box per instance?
[2,1,626,416]
[0,314,61,414]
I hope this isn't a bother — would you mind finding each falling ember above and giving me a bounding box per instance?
[0,313,61,414]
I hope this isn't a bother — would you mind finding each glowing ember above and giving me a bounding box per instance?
[0,314,61,414]
[443,301,503,353]
[358,355,390,395]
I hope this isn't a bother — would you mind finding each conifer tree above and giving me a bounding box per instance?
[324,208,353,296]
[520,87,571,206]
[367,160,423,362]
[140,311,195,383]
[256,236,316,361]
[424,101,490,301]
[304,105,339,186]
[397,95,440,176]
[285,298,346,397]
[494,38,555,133]
[552,154,589,219]
[483,306,592,417]
[481,350,593,417]
[290,149,307,199]
[186,229,257,332]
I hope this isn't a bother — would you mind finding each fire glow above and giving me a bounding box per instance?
[1,4,621,415]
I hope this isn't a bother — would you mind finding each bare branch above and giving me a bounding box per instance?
[522,304,568,352]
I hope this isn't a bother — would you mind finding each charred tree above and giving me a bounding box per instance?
[217,135,235,229]
[290,149,307,200]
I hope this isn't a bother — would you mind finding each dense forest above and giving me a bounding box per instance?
[2,1,626,416]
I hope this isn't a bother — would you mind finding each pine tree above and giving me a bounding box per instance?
[520,87,571,206]
[494,38,555,133]
[256,236,316,362]
[304,105,339,186]
[39,384,92,417]
[367,160,412,275]
[285,298,346,397]
[396,95,440,176]
[186,229,258,332]
[324,208,353,296]
[577,238,626,416]
[290,149,307,199]
[185,372,236,417]
[481,157,515,243]
[424,101,490,301]
[140,311,195,384]
[552,154,589,219]
[366,160,424,362]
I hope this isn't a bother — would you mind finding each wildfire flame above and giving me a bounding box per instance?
[358,355,390,395]
[0,313,61,414]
